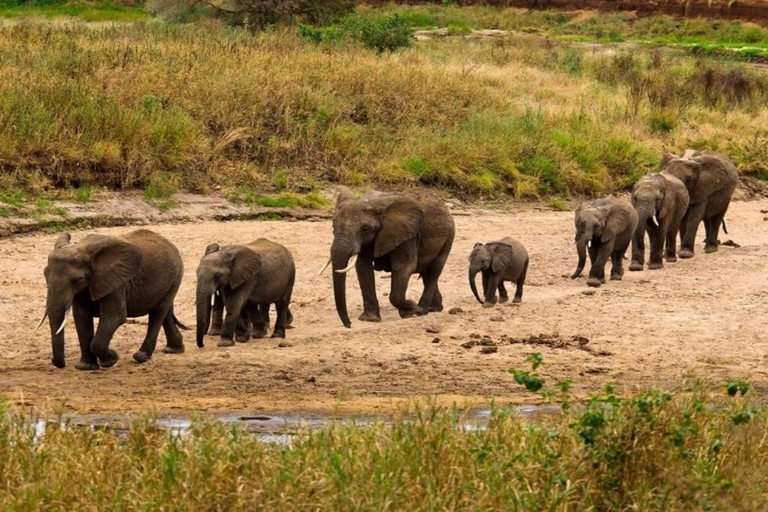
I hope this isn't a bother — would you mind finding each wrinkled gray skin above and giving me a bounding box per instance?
[660,149,738,258]
[196,239,295,347]
[42,229,185,370]
[468,237,529,308]
[570,197,639,287]
[328,189,455,328]
[629,172,690,271]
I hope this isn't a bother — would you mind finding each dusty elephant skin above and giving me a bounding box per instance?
[571,197,638,288]
[629,172,690,271]
[468,237,529,308]
[195,239,295,347]
[660,150,738,259]
[40,229,186,370]
[322,189,456,328]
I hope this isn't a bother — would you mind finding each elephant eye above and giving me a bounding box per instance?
[214,272,222,279]
[362,225,373,232]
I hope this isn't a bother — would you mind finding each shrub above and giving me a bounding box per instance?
[356,14,413,54]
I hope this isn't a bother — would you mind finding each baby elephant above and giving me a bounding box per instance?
[571,197,638,287]
[196,238,295,347]
[468,238,529,308]
[39,229,186,370]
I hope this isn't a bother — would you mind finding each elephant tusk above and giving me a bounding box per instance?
[211,294,216,307]
[318,256,332,276]
[33,311,48,332]
[334,254,358,274]
[54,307,70,335]
[587,240,592,249]
[651,215,659,227]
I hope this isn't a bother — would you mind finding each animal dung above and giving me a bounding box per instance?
[479,346,498,354]
[448,307,464,315]
[431,337,440,344]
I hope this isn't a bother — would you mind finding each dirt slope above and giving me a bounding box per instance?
[1,199,767,416]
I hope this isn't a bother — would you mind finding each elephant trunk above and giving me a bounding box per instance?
[196,288,213,347]
[468,264,484,304]
[331,242,356,328]
[47,299,69,369]
[571,229,591,279]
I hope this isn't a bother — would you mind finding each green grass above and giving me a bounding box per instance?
[0,378,766,510]
[0,0,148,20]
[233,188,332,209]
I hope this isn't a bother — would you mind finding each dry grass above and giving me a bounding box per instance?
[0,20,767,200]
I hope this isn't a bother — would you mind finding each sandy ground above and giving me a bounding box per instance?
[1,199,767,416]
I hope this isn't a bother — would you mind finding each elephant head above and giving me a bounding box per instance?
[41,232,142,368]
[468,242,513,304]
[659,153,700,199]
[195,243,262,347]
[571,200,631,279]
[323,189,423,328]
[631,174,668,230]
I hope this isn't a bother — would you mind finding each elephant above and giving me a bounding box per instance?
[196,238,295,347]
[660,149,738,258]
[570,197,638,287]
[320,189,455,328]
[629,172,690,271]
[37,229,186,370]
[468,237,529,308]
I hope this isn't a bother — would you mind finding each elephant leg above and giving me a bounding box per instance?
[235,313,253,343]
[220,292,248,347]
[417,240,451,314]
[481,272,489,299]
[482,272,502,308]
[588,240,614,287]
[513,260,528,303]
[497,281,509,303]
[161,308,185,354]
[251,304,268,339]
[679,202,706,258]
[73,303,98,371]
[90,296,126,368]
[610,251,624,280]
[647,225,664,270]
[429,286,443,312]
[271,300,289,339]
[390,265,420,318]
[629,229,645,272]
[704,210,727,253]
[286,306,293,327]
[134,302,173,363]
[209,292,224,336]
[356,254,381,323]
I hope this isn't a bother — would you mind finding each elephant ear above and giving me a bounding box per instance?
[335,188,355,209]
[204,243,220,255]
[659,152,678,170]
[54,232,71,250]
[229,246,262,289]
[601,204,632,243]
[688,154,731,204]
[489,243,514,273]
[84,237,143,301]
[374,198,424,258]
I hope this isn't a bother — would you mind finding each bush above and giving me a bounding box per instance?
[356,14,413,53]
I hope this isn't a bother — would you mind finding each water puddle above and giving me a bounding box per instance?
[34,404,556,444]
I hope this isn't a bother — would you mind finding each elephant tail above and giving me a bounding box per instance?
[722,219,728,235]
[173,313,189,331]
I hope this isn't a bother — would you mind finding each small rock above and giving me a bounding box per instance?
[480,346,498,354]
[478,337,495,346]
[461,341,476,349]
[426,326,440,334]
[489,316,503,322]
[278,341,293,348]
[448,307,464,315]
[469,333,482,339]
[306,376,316,383]
[431,337,440,344]
[582,290,596,296]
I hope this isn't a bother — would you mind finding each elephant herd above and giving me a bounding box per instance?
[34,149,738,370]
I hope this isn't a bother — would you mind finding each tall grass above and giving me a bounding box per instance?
[0,383,766,510]
[1,20,767,200]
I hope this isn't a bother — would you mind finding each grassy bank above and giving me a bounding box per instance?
[1,16,767,202]
[1,382,766,510]
[0,0,147,20]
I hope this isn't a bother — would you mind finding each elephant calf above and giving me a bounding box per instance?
[660,149,738,258]
[196,238,295,347]
[571,197,638,287]
[38,229,186,370]
[629,172,690,271]
[468,238,529,308]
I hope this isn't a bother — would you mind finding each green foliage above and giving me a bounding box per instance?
[233,188,330,209]
[509,353,545,392]
[356,14,413,54]
[75,185,91,203]
[548,198,569,211]
[723,380,750,397]
[144,173,178,200]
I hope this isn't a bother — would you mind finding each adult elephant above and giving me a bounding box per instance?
[629,172,690,271]
[320,189,455,328]
[37,230,186,370]
[660,150,738,258]
[570,197,638,287]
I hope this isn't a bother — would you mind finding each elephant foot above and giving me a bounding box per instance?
[398,307,426,319]
[512,296,522,304]
[679,248,694,259]
[271,331,286,339]
[132,350,152,364]
[162,344,185,354]
[235,332,251,343]
[610,274,622,281]
[498,295,509,304]
[252,328,268,339]
[665,255,677,263]
[704,244,719,254]
[359,311,382,322]
[482,301,496,309]
[647,262,663,270]
[75,359,99,371]
[629,261,644,272]
[98,350,119,368]
[208,326,222,336]
[586,277,602,288]
[217,338,235,348]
